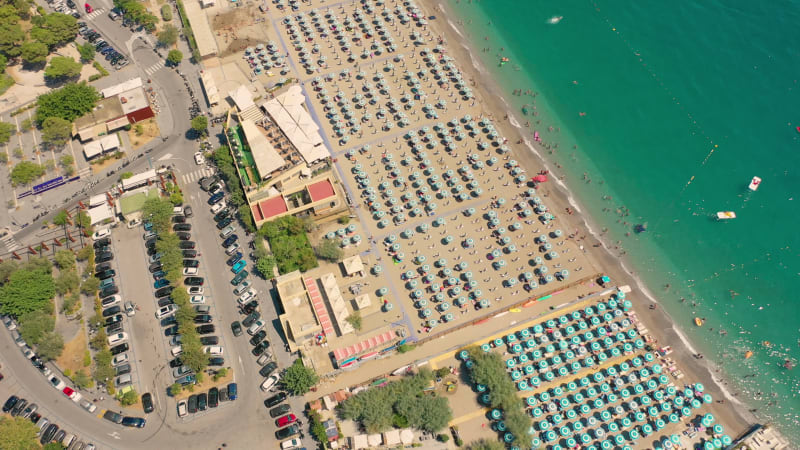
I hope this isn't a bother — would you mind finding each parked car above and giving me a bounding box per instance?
[227,383,237,400]
[251,340,270,356]
[231,259,247,274]
[214,210,230,222]
[208,192,224,205]
[115,374,132,388]
[259,361,279,378]
[264,392,287,408]
[112,353,129,366]
[102,306,121,317]
[95,269,116,280]
[237,288,257,304]
[249,330,266,345]
[275,424,298,440]
[173,223,191,232]
[2,395,19,413]
[93,237,111,248]
[182,249,198,258]
[242,311,260,327]
[203,346,223,356]
[187,395,197,413]
[194,314,212,324]
[155,305,178,321]
[177,232,191,240]
[142,393,154,413]
[281,438,302,450]
[80,398,97,413]
[234,280,252,296]
[194,305,210,314]
[103,410,123,424]
[176,374,196,386]
[155,286,174,298]
[92,228,110,241]
[276,413,297,427]
[231,269,248,284]
[183,205,193,217]
[149,262,163,273]
[94,262,112,272]
[101,295,122,308]
[216,217,233,229]
[225,242,241,256]
[154,278,170,289]
[199,336,219,345]
[185,276,204,286]
[100,285,119,298]
[247,319,265,335]
[182,267,198,276]
[107,332,128,346]
[197,393,207,411]
[105,314,123,326]
[222,234,238,248]
[195,324,215,334]
[208,356,225,367]
[231,321,243,336]
[115,363,131,376]
[208,387,219,408]
[110,343,129,355]
[177,400,188,417]
[226,252,243,266]
[187,286,204,295]
[210,201,227,214]
[121,416,146,428]
[179,241,195,249]
[96,252,114,263]
[219,224,235,237]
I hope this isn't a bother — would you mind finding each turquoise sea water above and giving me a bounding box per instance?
[447,0,800,442]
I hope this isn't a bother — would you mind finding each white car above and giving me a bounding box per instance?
[183,267,198,275]
[101,295,122,308]
[177,400,188,417]
[171,345,183,357]
[194,152,205,165]
[281,438,302,450]
[107,332,128,346]
[80,399,97,413]
[210,201,226,214]
[260,374,280,391]
[233,280,252,296]
[92,228,111,241]
[49,376,66,390]
[124,301,136,317]
[237,289,256,305]
[155,304,178,319]
[2,316,17,331]
[112,353,129,366]
[225,242,240,256]
[247,319,265,335]
[187,286,204,295]
[203,346,224,356]
[189,295,205,304]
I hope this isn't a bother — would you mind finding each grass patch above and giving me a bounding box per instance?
[259,216,317,274]
[0,74,15,97]
[93,61,109,77]
[56,326,89,377]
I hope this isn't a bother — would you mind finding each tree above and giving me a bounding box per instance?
[0,121,14,144]
[52,209,69,226]
[191,115,207,134]
[345,311,362,331]
[157,24,178,47]
[54,269,79,295]
[169,383,182,396]
[35,82,100,125]
[120,388,139,405]
[44,56,82,81]
[19,41,48,65]
[281,359,319,395]
[142,197,174,232]
[59,154,73,168]
[10,161,44,186]
[30,13,78,47]
[41,117,72,147]
[18,310,54,345]
[43,443,66,450]
[181,346,209,373]
[0,266,55,316]
[238,204,256,233]
[169,191,183,206]
[80,276,100,295]
[0,260,18,284]
[166,49,183,65]
[38,331,64,360]
[77,42,95,61]
[315,239,343,262]
[75,245,92,261]
[0,22,25,57]
[0,416,40,450]
[54,249,76,269]
[255,255,276,279]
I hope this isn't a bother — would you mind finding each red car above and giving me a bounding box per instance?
[275,413,297,427]
[62,386,80,401]
[84,2,93,12]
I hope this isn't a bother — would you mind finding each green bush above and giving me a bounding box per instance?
[258,216,317,274]
[160,4,172,20]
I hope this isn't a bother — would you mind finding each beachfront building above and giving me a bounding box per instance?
[222,85,348,227]
[73,96,128,142]
[183,0,218,61]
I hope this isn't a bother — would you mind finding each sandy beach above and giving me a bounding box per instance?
[430,0,755,437]
[241,0,760,446]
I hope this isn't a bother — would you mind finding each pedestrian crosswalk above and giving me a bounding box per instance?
[84,7,105,20]
[144,61,164,76]
[1,233,20,252]
[180,167,213,185]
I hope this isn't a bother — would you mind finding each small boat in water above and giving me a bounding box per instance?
[744,350,753,359]
[716,211,736,220]
[694,317,703,327]
[748,176,761,191]
[548,16,563,24]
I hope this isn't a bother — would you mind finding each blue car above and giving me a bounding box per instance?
[231,260,247,274]
[143,221,153,231]
[208,192,224,205]
[226,252,243,266]
[152,271,166,280]
[227,383,237,400]
[154,279,170,289]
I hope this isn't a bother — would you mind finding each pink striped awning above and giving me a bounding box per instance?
[304,277,334,336]
[332,330,395,362]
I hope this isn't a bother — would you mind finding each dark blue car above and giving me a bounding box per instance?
[154,279,170,289]
[227,382,237,400]
[208,192,224,205]
[121,416,146,428]
[226,252,243,266]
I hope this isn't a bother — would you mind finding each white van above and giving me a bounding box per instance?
[172,206,183,215]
